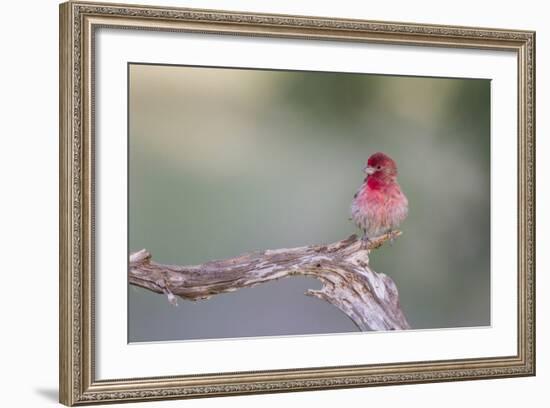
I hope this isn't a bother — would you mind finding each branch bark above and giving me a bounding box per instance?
[129,232,410,331]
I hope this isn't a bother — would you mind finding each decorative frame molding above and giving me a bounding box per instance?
[59,1,535,405]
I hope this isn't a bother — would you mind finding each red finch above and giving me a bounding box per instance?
[350,152,408,243]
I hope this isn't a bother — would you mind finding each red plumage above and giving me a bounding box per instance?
[350,152,408,241]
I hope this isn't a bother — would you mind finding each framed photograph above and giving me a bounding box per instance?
[59,1,536,405]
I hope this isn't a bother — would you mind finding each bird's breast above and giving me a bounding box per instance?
[351,183,408,230]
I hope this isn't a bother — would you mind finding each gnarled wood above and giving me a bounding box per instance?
[129,232,410,331]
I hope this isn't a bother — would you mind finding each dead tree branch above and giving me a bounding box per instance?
[129,232,410,331]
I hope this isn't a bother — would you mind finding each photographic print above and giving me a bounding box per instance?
[128,64,490,342]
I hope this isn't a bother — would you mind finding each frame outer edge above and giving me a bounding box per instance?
[59,1,76,406]
[532,31,536,376]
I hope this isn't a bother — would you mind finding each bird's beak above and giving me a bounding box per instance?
[363,165,376,175]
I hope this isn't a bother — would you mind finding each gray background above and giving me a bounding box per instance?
[128,63,490,342]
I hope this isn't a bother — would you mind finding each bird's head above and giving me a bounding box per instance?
[363,152,398,179]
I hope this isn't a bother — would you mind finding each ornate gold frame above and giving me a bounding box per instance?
[59,1,535,405]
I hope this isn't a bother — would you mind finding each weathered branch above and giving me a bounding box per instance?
[129,232,410,331]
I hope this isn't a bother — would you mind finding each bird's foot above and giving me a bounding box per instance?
[361,234,370,248]
[389,230,395,246]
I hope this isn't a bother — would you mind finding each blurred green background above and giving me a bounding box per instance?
[128,64,490,342]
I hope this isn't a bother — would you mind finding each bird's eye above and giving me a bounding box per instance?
[377,166,381,170]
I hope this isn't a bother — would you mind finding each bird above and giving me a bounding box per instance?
[350,152,408,244]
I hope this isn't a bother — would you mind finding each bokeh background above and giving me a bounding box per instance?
[128,63,490,342]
